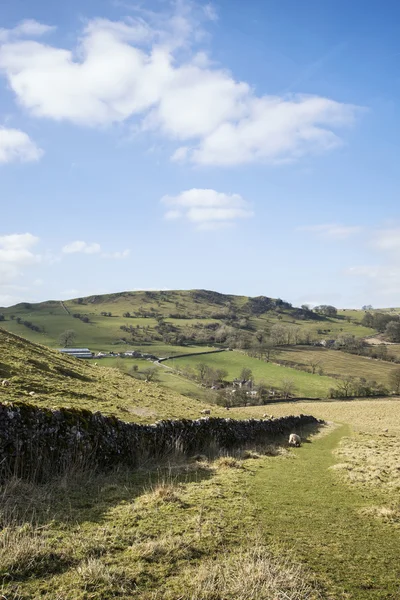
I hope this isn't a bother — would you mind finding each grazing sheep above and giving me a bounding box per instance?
[200,409,211,415]
[137,389,142,393]
[29,391,36,397]
[262,413,273,419]
[1,379,9,387]
[288,433,301,447]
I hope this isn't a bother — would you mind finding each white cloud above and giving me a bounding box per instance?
[0,232,40,284]
[0,19,55,43]
[161,188,253,229]
[0,6,361,166]
[101,249,131,259]
[62,241,101,255]
[299,223,362,240]
[0,127,43,163]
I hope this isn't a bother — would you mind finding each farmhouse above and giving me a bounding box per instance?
[59,348,93,359]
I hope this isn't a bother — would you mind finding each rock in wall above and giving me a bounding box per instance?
[0,402,322,481]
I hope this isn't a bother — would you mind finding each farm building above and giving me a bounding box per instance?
[59,348,93,359]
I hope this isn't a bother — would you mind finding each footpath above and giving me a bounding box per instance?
[250,425,400,599]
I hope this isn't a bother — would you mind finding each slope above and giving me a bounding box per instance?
[0,289,376,354]
[0,328,223,423]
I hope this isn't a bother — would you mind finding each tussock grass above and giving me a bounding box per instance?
[214,456,243,469]
[0,442,316,600]
[179,543,321,600]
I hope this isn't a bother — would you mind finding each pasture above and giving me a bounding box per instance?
[277,345,395,384]
[169,350,335,397]
[0,289,376,355]
[2,330,400,597]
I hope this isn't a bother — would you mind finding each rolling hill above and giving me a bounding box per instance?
[0,289,376,354]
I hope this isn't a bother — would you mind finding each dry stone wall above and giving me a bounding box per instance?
[0,401,322,481]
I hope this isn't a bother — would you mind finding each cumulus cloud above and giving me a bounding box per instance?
[0,233,40,285]
[161,188,253,229]
[0,6,361,166]
[0,127,43,163]
[299,223,362,240]
[62,241,101,255]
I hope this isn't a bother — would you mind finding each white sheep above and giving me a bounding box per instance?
[1,379,9,387]
[28,391,36,397]
[262,413,273,419]
[288,433,301,447]
[200,409,211,415]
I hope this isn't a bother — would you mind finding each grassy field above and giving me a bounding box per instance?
[169,350,335,397]
[2,329,400,597]
[277,345,396,385]
[100,356,217,403]
[0,328,224,423]
[0,289,376,355]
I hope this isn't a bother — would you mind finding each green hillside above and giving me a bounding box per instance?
[169,351,334,398]
[0,289,376,355]
[0,328,224,423]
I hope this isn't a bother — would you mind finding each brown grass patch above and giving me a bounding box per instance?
[174,542,321,600]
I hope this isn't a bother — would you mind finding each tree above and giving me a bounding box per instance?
[59,329,76,347]
[389,367,400,393]
[0,314,5,322]
[281,378,296,399]
[307,358,323,374]
[196,363,209,382]
[385,321,400,343]
[314,305,337,317]
[240,367,252,381]
[142,366,158,382]
[334,377,353,398]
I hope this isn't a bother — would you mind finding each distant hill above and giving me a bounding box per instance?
[0,328,220,423]
[0,289,376,354]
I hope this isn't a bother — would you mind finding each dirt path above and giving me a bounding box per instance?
[250,425,400,599]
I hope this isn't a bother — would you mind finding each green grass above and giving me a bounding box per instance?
[277,345,396,385]
[0,289,376,355]
[250,425,400,598]
[3,325,400,597]
[100,357,216,403]
[0,328,224,423]
[0,446,324,600]
[169,350,335,397]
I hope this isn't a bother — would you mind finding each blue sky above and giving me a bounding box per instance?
[1,0,399,308]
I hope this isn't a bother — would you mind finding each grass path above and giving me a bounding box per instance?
[250,425,400,599]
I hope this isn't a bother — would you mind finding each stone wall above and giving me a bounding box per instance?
[0,401,322,481]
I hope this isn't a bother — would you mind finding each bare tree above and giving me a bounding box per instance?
[334,377,354,398]
[307,358,323,374]
[281,378,296,399]
[240,367,252,381]
[142,366,158,382]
